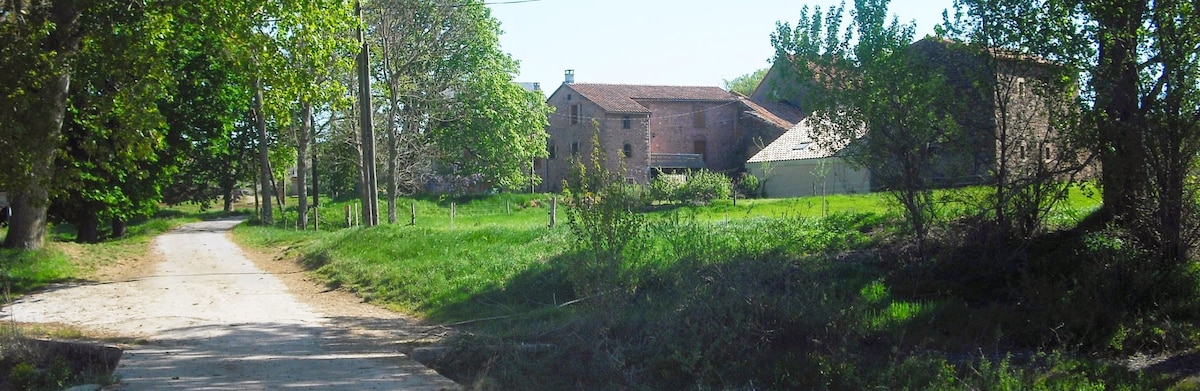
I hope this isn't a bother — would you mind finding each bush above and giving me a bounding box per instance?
[562,132,646,308]
[649,174,683,204]
[677,170,732,204]
[737,172,760,198]
[648,170,733,205]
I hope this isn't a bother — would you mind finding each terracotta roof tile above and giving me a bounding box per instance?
[736,93,793,131]
[748,114,860,163]
[567,84,737,114]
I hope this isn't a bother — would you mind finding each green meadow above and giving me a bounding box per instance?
[231,185,1198,389]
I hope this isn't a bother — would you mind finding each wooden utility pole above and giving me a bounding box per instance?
[356,0,379,226]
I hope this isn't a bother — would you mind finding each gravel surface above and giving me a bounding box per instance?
[2,217,459,390]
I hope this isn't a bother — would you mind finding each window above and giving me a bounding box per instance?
[693,105,706,128]
[570,104,580,125]
[622,116,631,129]
[571,142,580,156]
[694,140,707,162]
[548,142,557,159]
[623,143,633,158]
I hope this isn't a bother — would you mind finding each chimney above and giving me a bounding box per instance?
[564,69,575,84]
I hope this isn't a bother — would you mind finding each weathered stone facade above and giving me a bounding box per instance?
[537,81,792,192]
[749,37,1078,194]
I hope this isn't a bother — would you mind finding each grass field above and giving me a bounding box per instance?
[9,185,1187,389]
[227,185,1196,389]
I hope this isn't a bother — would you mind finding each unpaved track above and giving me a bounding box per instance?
[2,218,459,390]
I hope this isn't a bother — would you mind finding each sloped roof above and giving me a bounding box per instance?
[748,114,858,163]
[736,93,793,131]
[567,83,737,114]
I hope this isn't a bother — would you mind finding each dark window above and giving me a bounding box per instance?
[548,142,557,159]
[622,116,631,129]
[694,140,707,162]
[570,104,580,125]
[623,143,633,158]
[571,142,580,155]
[693,106,706,128]
[567,94,572,101]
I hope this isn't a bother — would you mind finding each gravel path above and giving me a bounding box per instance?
[2,217,459,390]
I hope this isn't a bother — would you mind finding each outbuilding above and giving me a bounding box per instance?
[746,117,869,198]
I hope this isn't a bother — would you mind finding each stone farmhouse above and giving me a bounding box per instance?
[748,37,1074,198]
[536,71,793,192]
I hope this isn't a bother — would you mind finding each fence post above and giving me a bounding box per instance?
[549,197,557,228]
[345,205,351,228]
[410,201,416,226]
[450,202,456,229]
[506,200,511,214]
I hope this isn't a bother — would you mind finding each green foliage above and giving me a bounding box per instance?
[0,248,75,295]
[226,189,1193,389]
[773,0,960,252]
[7,359,72,391]
[562,132,646,304]
[676,170,733,204]
[433,52,553,191]
[648,170,733,205]
[648,174,683,203]
[722,68,769,96]
[159,21,256,210]
[736,172,760,198]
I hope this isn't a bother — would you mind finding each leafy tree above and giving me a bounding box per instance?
[772,0,961,252]
[1083,0,1200,263]
[158,21,256,213]
[47,6,174,243]
[0,0,152,249]
[272,0,355,229]
[434,59,552,191]
[372,0,451,221]
[940,0,1093,239]
[722,68,769,96]
[371,0,547,221]
[945,0,1200,261]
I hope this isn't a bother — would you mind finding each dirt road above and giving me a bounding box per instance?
[2,217,459,390]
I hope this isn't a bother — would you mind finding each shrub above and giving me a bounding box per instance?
[649,174,683,204]
[677,170,732,204]
[737,172,760,198]
[562,131,646,308]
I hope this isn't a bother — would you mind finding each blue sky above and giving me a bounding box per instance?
[487,0,957,90]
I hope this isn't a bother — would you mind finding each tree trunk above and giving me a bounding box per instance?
[311,112,320,230]
[111,217,127,239]
[296,101,312,229]
[1093,0,1148,226]
[221,180,236,213]
[254,76,274,225]
[357,0,379,227]
[3,72,71,249]
[75,212,100,244]
[385,97,399,225]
